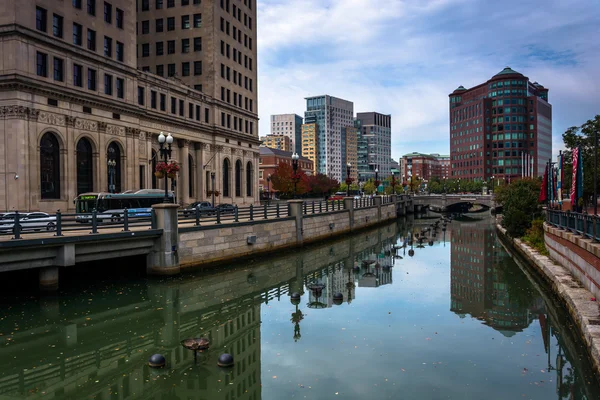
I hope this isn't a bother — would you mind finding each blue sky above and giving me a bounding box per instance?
[256,0,600,161]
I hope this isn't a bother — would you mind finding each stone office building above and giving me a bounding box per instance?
[0,0,259,212]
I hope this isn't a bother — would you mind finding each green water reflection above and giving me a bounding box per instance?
[0,217,598,399]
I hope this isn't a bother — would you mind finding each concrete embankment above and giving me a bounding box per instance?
[496,223,600,376]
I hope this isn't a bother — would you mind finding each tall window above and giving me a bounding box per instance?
[76,138,93,195]
[116,78,124,98]
[116,41,124,62]
[104,74,112,95]
[156,18,164,32]
[104,36,112,57]
[246,161,253,196]
[181,38,190,53]
[194,37,201,51]
[188,154,194,197]
[73,23,82,45]
[222,158,230,197]
[52,14,63,38]
[73,64,83,87]
[104,2,112,23]
[53,57,64,81]
[87,0,96,15]
[36,52,48,77]
[107,142,121,193]
[88,68,97,90]
[182,15,190,29]
[116,8,124,28]
[87,29,96,50]
[36,7,47,32]
[193,13,201,28]
[40,132,60,199]
[235,160,242,197]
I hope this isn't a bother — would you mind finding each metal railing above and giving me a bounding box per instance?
[177,203,287,225]
[546,210,600,241]
[0,209,156,240]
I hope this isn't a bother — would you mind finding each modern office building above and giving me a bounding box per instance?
[449,67,551,181]
[304,95,354,181]
[356,112,392,182]
[261,134,292,152]
[343,125,359,182]
[301,120,319,175]
[270,114,303,154]
[0,0,260,212]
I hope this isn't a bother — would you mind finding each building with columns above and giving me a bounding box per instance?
[0,0,259,212]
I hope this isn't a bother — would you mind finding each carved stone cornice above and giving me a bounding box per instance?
[98,122,107,132]
[107,124,125,136]
[126,126,140,137]
[0,105,34,119]
[214,145,224,153]
[38,111,66,126]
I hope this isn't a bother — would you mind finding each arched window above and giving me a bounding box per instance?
[222,158,230,197]
[235,160,242,197]
[40,132,60,199]
[76,138,93,195]
[188,154,194,198]
[107,142,122,193]
[151,150,158,189]
[246,161,253,197]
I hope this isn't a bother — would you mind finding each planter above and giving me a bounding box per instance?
[168,173,177,179]
[154,171,165,179]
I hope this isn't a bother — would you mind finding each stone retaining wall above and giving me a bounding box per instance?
[544,223,600,299]
[303,210,351,243]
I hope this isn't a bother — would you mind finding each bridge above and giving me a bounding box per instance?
[0,195,413,290]
[412,194,496,213]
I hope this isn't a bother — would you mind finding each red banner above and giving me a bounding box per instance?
[570,147,579,205]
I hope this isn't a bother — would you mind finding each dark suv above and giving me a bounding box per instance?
[183,201,215,217]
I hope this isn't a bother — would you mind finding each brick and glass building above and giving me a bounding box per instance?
[258,147,313,193]
[449,67,551,182]
[270,114,303,155]
[0,0,260,212]
[401,152,448,184]
[304,95,354,181]
[260,134,292,152]
[356,112,392,182]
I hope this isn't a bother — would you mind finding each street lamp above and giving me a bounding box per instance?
[443,177,447,194]
[457,178,461,194]
[291,152,299,199]
[266,174,271,206]
[158,132,174,203]
[391,170,397,195]
[346,163,352,197]
[374,167,379,194]
[107,159,116,193]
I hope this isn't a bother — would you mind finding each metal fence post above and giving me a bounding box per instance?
[123,208,129,231]
[55,210,63,237]
[91,210,98,234]
[276,203,280,218]
[216,208,221,224]
[264,203,268,219]
[326,200,329,212]
[151,209,157,229]
[312,201,315,214]
[195,207,200,226]
[303,202,307,214]
[234,206,239,222]
[319,201,323,213]
[12,211,21,240]
[249,204,254,221]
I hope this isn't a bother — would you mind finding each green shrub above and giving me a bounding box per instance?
[522,218,548,255]
[500,178,542,237]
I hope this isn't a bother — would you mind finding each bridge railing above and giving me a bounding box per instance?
[303,200,344,215]
[0,209,156,240]
[546,210,600,241]
[177,203,289,225]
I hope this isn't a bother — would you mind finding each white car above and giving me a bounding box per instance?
[0,212,57,232]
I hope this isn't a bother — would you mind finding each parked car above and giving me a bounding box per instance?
[216,204,236,215]
[183,201,215,217]
[0,212,57,233]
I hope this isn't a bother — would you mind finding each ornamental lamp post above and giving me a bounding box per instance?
[266,174,271,206]
[391,170,397,195]
[291,152,299,199]
[158,132,174,203]
[210,171,216,206]
[374,167,379,194]
[346,163,352,197]
[107,159,116,193]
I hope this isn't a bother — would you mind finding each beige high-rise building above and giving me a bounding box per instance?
[301,123,319,175]
[270,114,303,154]
[344,126,358,182]
[0,0,259,212]
[261,135,292,152]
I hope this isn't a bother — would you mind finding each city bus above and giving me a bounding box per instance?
[74,189,175,222]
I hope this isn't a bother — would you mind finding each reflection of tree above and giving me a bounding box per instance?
[559,366,575,399]
[291,307,304,342]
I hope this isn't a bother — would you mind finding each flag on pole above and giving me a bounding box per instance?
[576,146,584,209]
[557,153,563,205]
[539,164,548,203]
[570,146,584,209]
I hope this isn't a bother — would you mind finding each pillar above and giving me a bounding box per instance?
[177,140,189,205]
[39,266,59,291]
[374,195,382,222]
[344,197,355,231]
[147,203,180,275]
[195,143,203,202]
[288,200,304,246]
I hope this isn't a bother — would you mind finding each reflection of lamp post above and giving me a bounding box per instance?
[158,132,174,203]
[346,163,351,197]
[107,159,116,193]
[210,171,216,206]
[266,174,271,206]
[291,153,299,199]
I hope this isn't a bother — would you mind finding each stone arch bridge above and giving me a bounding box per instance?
[412,194,496,213]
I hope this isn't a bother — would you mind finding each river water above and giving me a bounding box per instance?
[0,216,598,400]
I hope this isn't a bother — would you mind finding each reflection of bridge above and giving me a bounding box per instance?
[0,220,402,400]
[412,194,496,213]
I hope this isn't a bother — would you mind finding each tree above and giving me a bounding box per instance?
[500,178,542,237]
[363,179,376,195]
[305,173,339,197]
[562,114,600,206]
[428,181,443,194]
[271,161,308,198]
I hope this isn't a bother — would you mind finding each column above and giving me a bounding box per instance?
[178,140,189,205]
[195,143,204,202]
[147,203,180,275]
[288,200,304,246]
[344,197,355,231]
[39,266,59,291]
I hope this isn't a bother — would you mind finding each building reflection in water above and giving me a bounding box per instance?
[449,219,596,400]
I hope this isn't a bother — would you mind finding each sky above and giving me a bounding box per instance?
[256,0,600,161]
